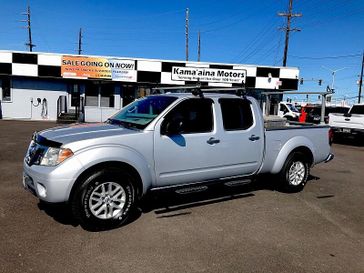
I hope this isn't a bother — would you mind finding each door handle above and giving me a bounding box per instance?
[249,135,260,141]
[207,137,220,145]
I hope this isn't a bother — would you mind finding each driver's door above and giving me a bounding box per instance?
[153,98,224,187]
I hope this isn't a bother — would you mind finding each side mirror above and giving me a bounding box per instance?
[161,117,184,135]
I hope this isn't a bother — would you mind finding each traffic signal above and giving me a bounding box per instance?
[300,78,304,85]
[318,79,322,86]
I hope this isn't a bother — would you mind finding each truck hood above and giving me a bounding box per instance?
[38,123,139,145]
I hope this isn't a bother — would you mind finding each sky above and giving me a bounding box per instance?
[0,0,363,104]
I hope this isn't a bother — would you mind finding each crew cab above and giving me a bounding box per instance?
[329,104,364,139]
[23,92,334,230]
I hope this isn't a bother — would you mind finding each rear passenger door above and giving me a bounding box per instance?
[217,98,264,176]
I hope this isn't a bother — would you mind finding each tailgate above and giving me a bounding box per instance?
[330,114,364,130]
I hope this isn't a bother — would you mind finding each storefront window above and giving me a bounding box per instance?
[1,78,11,102]
[85,82,99,106]
[100,84,115,107]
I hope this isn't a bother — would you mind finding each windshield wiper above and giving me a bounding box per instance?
[107,119,141,130]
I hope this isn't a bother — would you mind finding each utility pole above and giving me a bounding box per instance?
[185,8,189,61]
[78,28,83,55]
[278,0,301,67]
[358,51,364,103]
[21,4,35,52]
[197,31,201,62]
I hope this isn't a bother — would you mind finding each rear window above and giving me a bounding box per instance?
[219,98,253,130]
[350,105,364,115]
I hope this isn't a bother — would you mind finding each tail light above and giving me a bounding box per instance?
[328,128,334,146]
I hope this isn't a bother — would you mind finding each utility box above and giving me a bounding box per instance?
[264,115,287,129]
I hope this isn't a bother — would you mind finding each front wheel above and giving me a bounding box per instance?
[71,168,135,231]
[278,152,309,192]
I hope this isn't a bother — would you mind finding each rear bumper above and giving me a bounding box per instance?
[331,127,364,135]
[324,153,334,163]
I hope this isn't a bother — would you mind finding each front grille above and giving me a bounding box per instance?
[25,141,46,166]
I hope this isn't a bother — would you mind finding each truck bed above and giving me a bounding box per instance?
[259,122,330,174]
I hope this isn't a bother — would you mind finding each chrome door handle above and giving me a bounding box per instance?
[249,135,260,141]
[207,137,220,145]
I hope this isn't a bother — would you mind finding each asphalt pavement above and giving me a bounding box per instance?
[0,120,363,273]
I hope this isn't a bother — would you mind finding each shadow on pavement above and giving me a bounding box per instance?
[37,201,78,227]
[333,135,364,147]
[37,175,319,231]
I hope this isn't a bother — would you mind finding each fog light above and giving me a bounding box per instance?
[36,183,47,198]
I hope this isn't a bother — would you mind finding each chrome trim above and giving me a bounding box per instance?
[324,153,334,163]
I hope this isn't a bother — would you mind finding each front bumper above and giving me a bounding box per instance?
[22,156,84,203]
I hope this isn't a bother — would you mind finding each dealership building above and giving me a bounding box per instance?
[0,50,299,122]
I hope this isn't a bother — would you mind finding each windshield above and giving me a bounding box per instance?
[107,96,177,129]
[286,103,300,113]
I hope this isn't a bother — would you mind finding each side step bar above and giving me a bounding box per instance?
[150,176,253,195]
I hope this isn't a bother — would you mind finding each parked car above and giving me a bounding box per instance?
[302,105,349,124]
[278,102,301,120]
[23,92,334,230]
[329,103,364,139]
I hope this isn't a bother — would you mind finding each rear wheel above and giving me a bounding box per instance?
[278,152,309,192]
[71,167,135,231]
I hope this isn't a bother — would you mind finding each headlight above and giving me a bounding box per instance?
[40,147,73,166]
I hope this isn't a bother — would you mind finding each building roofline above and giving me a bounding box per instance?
[0,49,299,70]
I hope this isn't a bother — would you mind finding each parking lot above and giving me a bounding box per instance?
[0,120,363,273]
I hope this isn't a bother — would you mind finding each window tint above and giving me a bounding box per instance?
[279,104,287,112]
[350,105,364,115]
[164,98,213,134]
[219,98,253,130]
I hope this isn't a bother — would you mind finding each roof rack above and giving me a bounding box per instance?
[151,81,247,99]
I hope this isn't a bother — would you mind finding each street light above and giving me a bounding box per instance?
[321,66,347,92]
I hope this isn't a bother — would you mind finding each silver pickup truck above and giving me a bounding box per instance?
[23,92,334,229]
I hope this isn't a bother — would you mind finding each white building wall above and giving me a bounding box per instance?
[1,78,68,121]
[1,88,67,120]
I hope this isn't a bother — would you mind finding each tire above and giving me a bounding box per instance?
[278,152,309,192]
[71,167,135,231]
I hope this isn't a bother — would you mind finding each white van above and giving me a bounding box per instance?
[278,102,301,120]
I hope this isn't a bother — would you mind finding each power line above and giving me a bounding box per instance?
[20,4,35,52]
[290,53,362,60]
[278,0,302,66]
[231,16,277,63]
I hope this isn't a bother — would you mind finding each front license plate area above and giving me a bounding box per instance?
[23,174,36,196]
